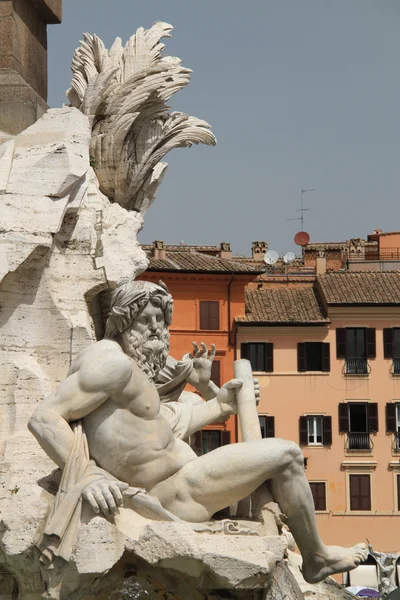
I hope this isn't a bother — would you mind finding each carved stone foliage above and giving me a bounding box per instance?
[67,23,216,214]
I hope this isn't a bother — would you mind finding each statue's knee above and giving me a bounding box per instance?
[286,441,304,468]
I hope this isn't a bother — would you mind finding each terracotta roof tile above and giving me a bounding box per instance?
[236,289,329,324]
[146,251,263,274]
[318,272,400,305]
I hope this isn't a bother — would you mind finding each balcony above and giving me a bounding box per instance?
[391,358,400,376]
[344,357,369,375]
[346,432,373,451]
[393,432,400,453]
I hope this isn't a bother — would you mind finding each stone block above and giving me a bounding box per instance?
[0,1,13,18]
[31,0,62,24]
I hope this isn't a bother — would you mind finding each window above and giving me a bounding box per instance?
[309,482,326,511]
[259,415,275,438]
[339,403,378,450]
[297,342,330,372]
[200,301,219,330]
[383,328,400,374]
[241,343,273,372]
[349,474,371,511]
[385,402,400,450]
[192,429,231,455]
[336,328,376,374]
[299,416,332,446]
[210,360,221,387]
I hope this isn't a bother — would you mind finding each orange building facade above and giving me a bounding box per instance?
[236,271,400,584]
[138,241,263,447]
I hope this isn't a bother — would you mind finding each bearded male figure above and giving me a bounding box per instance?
[29,281,367,583]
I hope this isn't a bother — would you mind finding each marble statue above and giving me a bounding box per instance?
[29,280,368,583]
[368,543,400,597]
[0,21,368,599]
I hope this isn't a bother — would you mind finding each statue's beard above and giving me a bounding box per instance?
[124,328,170,381]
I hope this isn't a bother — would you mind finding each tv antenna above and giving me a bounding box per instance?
[287,188,314,231]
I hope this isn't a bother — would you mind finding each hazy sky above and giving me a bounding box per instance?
[48,1,400,256]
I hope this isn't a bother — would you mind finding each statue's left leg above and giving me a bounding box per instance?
[150,438,368,583]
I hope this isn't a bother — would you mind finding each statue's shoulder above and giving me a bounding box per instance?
[72,340,132,391]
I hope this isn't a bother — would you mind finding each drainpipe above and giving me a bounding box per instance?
[227,273,240,441]
[227,273,235,347]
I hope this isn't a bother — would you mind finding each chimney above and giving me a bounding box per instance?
[252,241,268,262]
[316,250,326,275]
[219,242,232,259]
[152,240,166,260]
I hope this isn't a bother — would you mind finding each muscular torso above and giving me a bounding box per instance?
[79,343,197,490]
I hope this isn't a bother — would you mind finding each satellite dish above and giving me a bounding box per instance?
[283,252,296,264]
[264,250,279,265]
[294,231,310,247]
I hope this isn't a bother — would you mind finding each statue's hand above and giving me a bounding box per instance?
[184,342,216,389]
[82,478,129,516]
[216,379,243,415]
[217,378,260,415]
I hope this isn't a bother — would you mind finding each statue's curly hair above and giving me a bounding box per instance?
[104,280,173,339]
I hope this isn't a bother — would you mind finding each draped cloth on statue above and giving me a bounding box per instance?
[37,421,117,564]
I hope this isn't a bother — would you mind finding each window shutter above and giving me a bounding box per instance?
[265,343,274,372]
[338,403,349,433]
[211,360,221,388]
[383,328,394,359]
[322,343,331,372]
[368,403,379,433]
[266,416,275,438]
[310,482,326,511]
[241,343,250,360]
[221,430,231,446]
[336,329,347,359]
[323,416,332,446]
[298,343,307,372]
[193,431,203,455]
[209,301,220,330]
[367,328,376,359]
[386,403,397,433]
[200,301,219,330]
[299,416,308,445]
[350,474,371,511]
[200,302,208,330]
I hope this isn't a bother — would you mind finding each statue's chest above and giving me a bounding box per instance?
[114,365,160,419]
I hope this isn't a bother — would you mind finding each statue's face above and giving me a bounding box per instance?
[119,299,170,379]
[130,302,165,338]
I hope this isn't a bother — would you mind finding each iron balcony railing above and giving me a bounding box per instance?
[344,357,369,375]
[346,432,373,451]
[346,247,400,261]
[393,432,400,452]
[391,358,400,376]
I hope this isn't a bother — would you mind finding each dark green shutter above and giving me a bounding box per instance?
[386,403,397,433]
[338,403,349,433]
[299,416,308,445]
[367,403,378,433]
[298,343,307,372]
[266,416,275,438]
[265,343,274,372]
[383,329,394,359]
[336,329,347,359]
[366,328,376,359]
[322,343,331,372]
[323,416,332,446]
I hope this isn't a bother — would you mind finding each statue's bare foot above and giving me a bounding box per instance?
[302,543,368,584]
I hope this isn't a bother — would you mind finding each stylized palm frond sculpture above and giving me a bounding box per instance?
[67,22,216,213]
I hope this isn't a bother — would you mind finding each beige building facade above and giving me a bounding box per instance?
[236,272,400,582]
